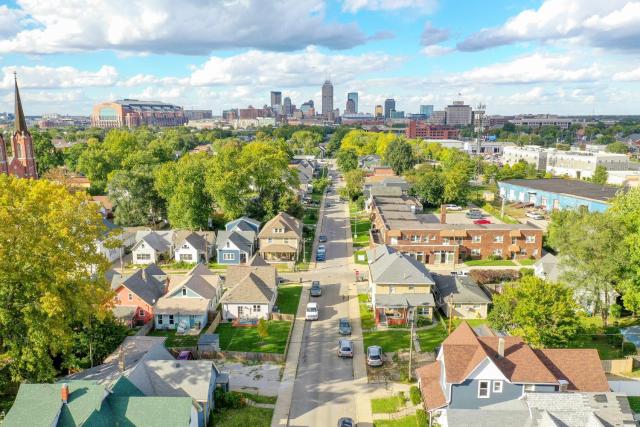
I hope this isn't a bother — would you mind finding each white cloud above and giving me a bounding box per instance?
[119,74,189,87]
[342,0,437,13]
[0,0,367,55]
[442,53,602,85]
[613,66,640,81]
[422,45,453,57]
[457,0,640,52]
[420,21,449,46]
[0,5,26,38]
[130,87,185,102]
[0,65,118,89]
[189,46,402,87]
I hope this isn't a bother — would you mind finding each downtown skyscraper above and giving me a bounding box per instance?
[322,80,334,119]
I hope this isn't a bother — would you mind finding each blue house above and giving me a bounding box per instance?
[225,216,261,233]
[416,322,610,424]
[498,178,622,213]
[216,217,260,265]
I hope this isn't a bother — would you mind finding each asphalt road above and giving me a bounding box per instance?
[288,166,361,427]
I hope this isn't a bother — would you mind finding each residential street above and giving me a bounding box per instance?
[274,164,373,427]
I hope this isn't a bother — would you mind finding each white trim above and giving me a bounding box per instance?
[478,380,490,398]
[492,380,503,393]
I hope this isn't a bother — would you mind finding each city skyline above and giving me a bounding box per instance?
[0,1,639,115]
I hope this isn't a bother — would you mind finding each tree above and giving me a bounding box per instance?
[605,141,629,154]
[64,315,128,371]
[289,130,322,156]
[205,143,249,220]
[442,163,471,203]
[0,175,112,385]
[257,319,269,343]
[336,148,358,172]
[591,165,608,185]
[385,138,415,175]
[488,276,579,348]
[411,169,444,206]
[108,168,165,226]
[342,169,366,201]
[32,130,64,175]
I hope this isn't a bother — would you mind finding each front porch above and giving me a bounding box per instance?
[259,244,299,262]
[373,293,435,327]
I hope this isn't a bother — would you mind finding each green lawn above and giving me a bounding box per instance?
[275,285,302,315]
[464,259,516,267]
[236,392,277,405]
[149,329,200,347]
[216,321,292,353]
[371,394,407,414]
[359,294,375,330]
[364,330,411,353]
[563,315,637,360]
[208,262,230,270]
[517,259,537,266]
[210,406,273,427]
[482,203,520,224]
[354,249,368,264]
[373,415,421,427]
[628,397,640,413]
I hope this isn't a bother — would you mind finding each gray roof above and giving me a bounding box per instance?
[535,253,562,282]
[446,409,534,427]
[500,178,625,203]
[137,232,172,252]
[226,216,261,232]
[176,274,219,299]
[366,245,434,285]
[376,293,435,308]
[112,306,137,320]
[432,274,492,304]
[216,229,255,253]
[111,265,167,305]
[222,272,275,304]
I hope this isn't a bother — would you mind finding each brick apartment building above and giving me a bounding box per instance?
[405,120,460,140]
[369,196,543,265]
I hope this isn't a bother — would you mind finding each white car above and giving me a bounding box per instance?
[444,204,463,211]
[306,302,319,320]
[526,211,545,220]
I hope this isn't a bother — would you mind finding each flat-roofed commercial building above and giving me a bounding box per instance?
[406,121,460,139]
[510,115,573,129]
[546,150,629,179]
[503,145,548,171]
[369,196,543,266]
[91,99,186,128]
[445,101,472,126]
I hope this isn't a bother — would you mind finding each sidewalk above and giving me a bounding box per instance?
[271,282,310,427]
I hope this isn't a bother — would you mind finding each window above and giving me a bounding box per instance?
[494,236,504,243]
[182,244,189,249]
[136,253,151,261]
[430,235,436,241]
[524,384,536,392]
[273,227,285,234]
[478,381,490,398]
[139,309,144,317]
[493,381,503,393]
[525,235,536,243]
[411,235,420,242]
[284,239,289,244]
[268,238,273,244]
[493,249,503,256]
[389,286,396,294]
[408,286,415,291]
[471,248,481,256]
[252,305,261,312]
[181,254,193,261]
[226,241,230,248]
[128,293,133,301]
[182,288,187,296]
[442,238,450,245]
[511,237,517,245]
[472,235,481,243]
[223,253,235,261]
[169,315,174,325]
[157,315,163,325]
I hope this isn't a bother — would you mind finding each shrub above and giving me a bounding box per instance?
[520,268,534,277]
[416,409,428,426]
[609,304,622,319]
[214,389,246,410]
[488,255,503,261]
[409,385,422,405]
[469,269,520,285]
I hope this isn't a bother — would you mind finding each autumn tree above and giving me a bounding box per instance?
[0,175,113,385]
[591,165,608,185]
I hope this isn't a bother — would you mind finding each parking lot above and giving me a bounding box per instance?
[416,207,505,225]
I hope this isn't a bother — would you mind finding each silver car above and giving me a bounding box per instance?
[338,339,354,358]
[366,345,383,366]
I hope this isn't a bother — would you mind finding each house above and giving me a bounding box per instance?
[131,230,174,264]
[216,217,260,264]
[110,264,167,326]
[64,336,228,427]
[258,212,303,263]
[221,255,278,321]
[96,218,127,263]
[225,216,261,233]
[358,154,382,170]
[431,273,492,319]
[155,264,222,332]
[366,245,435,326]
[3,379,197,427]
[291,162,314,194]
[416,322,614,426]
[534,253,563,282]
[174,230,216,264]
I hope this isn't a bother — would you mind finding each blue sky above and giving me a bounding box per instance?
[0,0,639,115]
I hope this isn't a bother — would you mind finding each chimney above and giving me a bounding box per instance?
[61,383,69,404]
[440,205,447,224]
[118,345,125,373]
[497,337,505,358]
[558,379,569,393]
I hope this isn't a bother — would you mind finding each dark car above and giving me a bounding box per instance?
[339,318,352,335]
[337,417,354,427]
[310,281,322,296]
[319,235,327,243]
[177,351,194,360]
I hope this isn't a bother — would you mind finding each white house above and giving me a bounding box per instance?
[174,231,216,264]
[131,230,174,264]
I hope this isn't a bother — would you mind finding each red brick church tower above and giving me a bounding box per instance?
[0,73,37,179]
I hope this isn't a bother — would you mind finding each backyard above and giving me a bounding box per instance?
[275,284,303,315]
[216,321,292,354]
[149,328,201,347]
[210,406,273,427]
[364,329,412,354]
[563,315,638,360]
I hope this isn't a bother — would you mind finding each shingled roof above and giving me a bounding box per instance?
[258,212,302,239]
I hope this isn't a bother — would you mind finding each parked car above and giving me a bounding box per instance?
[339,318,352,335]
[526,211,545,220]
[306,302,319,320]
[465,209,483,219]
[338,339,354,358]
[473,219,492,224]
[444,204,463,211]
[310,281,322,297]
[337,418,354,427]
[318,235,327,243]
[366,345,384,366]
[316,250,326,262]
[177,350,194,360]
[318,244,326,252]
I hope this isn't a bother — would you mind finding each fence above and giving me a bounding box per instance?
[601,358,633,374]
[206,311,222,334]
[134,322,154,336]
[209,350,285,363]
[270,313,295,321]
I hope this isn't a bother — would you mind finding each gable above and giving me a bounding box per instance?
[176,241,195,253]
[167,286,203,299]
[466,357,509,382]
[132,240,155,253]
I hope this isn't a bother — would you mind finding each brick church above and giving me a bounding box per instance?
[0,75,37,179]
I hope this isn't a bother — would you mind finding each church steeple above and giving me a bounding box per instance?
[14,72,28,135]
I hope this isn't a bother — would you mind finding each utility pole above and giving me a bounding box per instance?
[448,294,454,334]
[408,307,414,381]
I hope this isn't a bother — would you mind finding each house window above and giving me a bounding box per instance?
[524,384,536,392]
[223,253,235,261]
[411,235,420,242]
[284,239,289,244]
[493,249,503,256]
[137,253,151,261]
[128,293,133,301]
[472,235,481,243]
[182,244,189,249]
[169,315,174,325]
[226,241,230,248]
[478,381,490,398]
[430,235,436,241]
[525,235,536,243]
[157,315,163,325]
[252,305,261,312]
[511,237,517,245]
[442,238,450,245]
[494,236,504,243]
[182,288,187,296]
[389,286,396,294]
[138,309,144,317]
[268,238,273,244]
[471,248,481,256]
[273,228,285,234]
[493,381,503,393]
[408,286,415,291]
[181,254,193,261]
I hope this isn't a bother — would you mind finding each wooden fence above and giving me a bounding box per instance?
[134,322,154,336]
[270,312,295,321]
[601,358,633,374]
[206,311,222,334]
[209,350,285,363]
